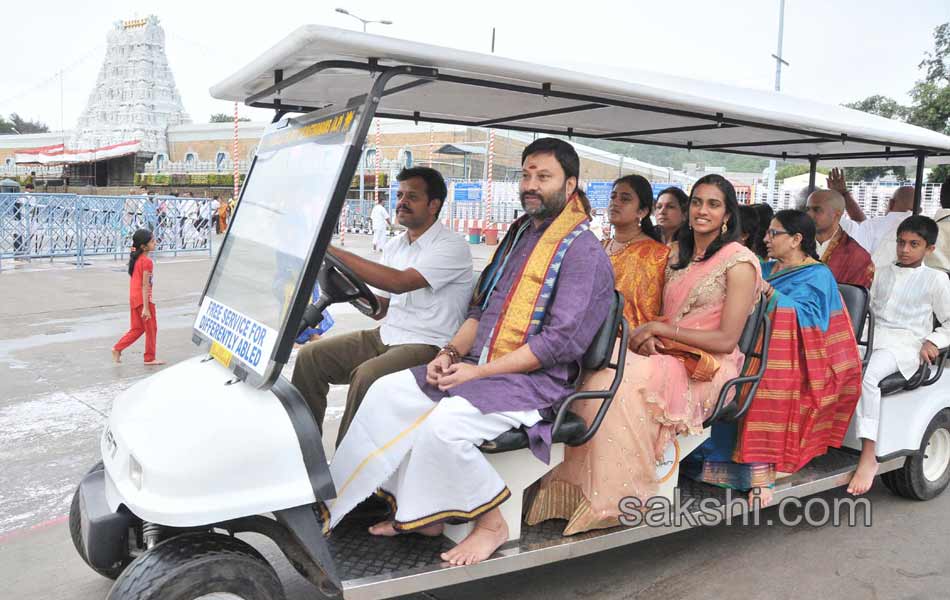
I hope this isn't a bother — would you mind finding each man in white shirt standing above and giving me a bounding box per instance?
[828,168,914,268]
[370,197,391,252]
[292,167,474,445]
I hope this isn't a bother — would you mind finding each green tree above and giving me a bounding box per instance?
[581,139,768,176]
[845,95,906,120]
[774,164,829,181]
[907,23,950,183]
[0,113,49,134]
[210,113,250,123]
[841,96,908,181]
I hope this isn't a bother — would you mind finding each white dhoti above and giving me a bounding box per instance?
[372,226,387,250]
[855,349,901,442]
[327,369,541,532]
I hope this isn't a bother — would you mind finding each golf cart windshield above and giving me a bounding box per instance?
[194,106,364,388]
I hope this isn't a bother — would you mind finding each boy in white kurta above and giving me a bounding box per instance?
[849,215,950,494]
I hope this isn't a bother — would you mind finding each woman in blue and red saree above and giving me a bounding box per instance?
[683,210,862,506]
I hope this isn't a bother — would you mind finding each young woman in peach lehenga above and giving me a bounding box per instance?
[526,174,761,536]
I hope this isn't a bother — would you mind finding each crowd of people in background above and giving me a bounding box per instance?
[128,187,235,237]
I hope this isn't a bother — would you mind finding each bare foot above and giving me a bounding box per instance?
[144,359,166,366]
[848,455,879,495]
[368,520,443,537]
[748,487,774,508]
[368,520,399,536]
[112,349,122,363]
[440,508,508,566]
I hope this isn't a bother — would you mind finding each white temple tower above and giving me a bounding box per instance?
[70,16,190,155]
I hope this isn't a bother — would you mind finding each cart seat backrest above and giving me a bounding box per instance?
[737,297,766,356]
[480,290,626,453]
[837,284,869,342]
[581,290,624,372]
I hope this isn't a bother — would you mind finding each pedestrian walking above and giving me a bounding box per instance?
[112,229,164,365]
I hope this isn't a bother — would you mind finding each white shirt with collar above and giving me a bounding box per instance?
[840,211,912,268]
[870,262,950,378]
[376,221,474,348]
[816,226,840,259]
[371,204,390,230]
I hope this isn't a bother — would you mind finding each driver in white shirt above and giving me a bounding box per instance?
[292,167,474,445]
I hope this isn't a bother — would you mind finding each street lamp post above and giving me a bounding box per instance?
[766,0,789,207]
[335,8,393,32]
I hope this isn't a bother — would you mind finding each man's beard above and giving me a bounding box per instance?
[520,186,568,220]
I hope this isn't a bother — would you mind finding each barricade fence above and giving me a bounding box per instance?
[0,193,213,270]
[342,179,945,239]
[752,182,944,217]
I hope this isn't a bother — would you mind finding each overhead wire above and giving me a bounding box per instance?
[0,44,104,108]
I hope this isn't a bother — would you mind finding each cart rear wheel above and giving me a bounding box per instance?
[70,461,131,579]
[883,410,950,501]
[107,532,284,600]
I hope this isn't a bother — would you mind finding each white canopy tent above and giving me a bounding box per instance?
[211,25,950,208]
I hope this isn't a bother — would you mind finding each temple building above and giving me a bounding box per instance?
[0,16,690,192]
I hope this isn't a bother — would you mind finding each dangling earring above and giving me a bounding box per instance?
[721,222,728,235]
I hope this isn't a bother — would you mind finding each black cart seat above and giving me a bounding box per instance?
[838,283,948,395]
[480,290,628,453]
[702,294,771,426]
[837,283,874,371]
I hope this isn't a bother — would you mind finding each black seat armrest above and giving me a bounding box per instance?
[479,290,627,453]
[920,346,950,387]
[551,315,629,446]
[704,294,770,427]
[862,310,875,372]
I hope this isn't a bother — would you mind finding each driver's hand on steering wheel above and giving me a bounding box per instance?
[426,353,453,386]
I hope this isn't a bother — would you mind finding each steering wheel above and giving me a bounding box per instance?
[318,253,382,318]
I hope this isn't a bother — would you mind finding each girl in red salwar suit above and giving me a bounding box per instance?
[112,229,164,365]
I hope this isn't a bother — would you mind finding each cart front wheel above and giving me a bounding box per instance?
[107,532,284,600]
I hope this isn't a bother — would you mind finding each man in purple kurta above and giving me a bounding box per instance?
[325,138,614,566]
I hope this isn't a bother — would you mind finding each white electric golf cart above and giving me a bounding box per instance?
[72,25,950,600]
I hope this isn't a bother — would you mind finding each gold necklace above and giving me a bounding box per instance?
[605,234,642,256]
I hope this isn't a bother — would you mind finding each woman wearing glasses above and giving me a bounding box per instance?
[528,174,762,535]
[684,209,862,507]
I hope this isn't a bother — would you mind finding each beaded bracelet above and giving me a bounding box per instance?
[438,343,462,364]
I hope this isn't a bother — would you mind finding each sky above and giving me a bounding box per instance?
[2,0,948,132]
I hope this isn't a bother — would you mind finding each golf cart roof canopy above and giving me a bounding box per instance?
[211,25,950,167]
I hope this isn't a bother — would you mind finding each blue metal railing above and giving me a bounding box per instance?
[0,193,214,271]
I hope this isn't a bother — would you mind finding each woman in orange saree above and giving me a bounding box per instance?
[600,175,669,329]
[527,174,761,536]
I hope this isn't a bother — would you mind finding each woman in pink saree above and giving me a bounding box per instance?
[527,174,761,536]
